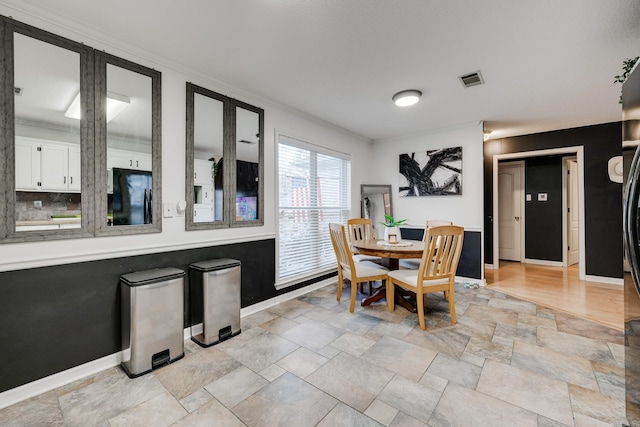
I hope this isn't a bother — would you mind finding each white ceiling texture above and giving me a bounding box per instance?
[4,0,639,141]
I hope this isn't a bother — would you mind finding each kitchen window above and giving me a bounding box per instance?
[276,133,351,287]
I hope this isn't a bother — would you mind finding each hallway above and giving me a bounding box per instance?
[486,261,623,330]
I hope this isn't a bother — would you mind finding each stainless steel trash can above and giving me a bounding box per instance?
[120,268,185,378]
[190,258,241,347]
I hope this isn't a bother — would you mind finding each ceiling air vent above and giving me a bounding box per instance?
[458,71,484,88]
[14,86,24,96]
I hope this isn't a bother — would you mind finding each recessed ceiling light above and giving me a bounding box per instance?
[65,91,130,122]
[392,89,422,107]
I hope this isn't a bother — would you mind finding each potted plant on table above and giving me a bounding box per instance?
[380,214,407,243]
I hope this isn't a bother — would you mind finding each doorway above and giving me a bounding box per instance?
[564,157,580,266]
[498,161,524,262]
[492,146,586,280]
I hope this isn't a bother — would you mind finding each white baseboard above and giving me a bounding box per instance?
[585,275,624,286]
[0,277,336,410]
[524,258,564,267]
[484,263,494,269]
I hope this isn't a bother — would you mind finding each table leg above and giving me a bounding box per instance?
[360,257,417,312]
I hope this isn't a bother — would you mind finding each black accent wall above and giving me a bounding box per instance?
[484,122,623,278]
[0,239,289,393]
[524,156,563,261]
[400,228,482,280]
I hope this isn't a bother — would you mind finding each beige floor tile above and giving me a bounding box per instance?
[536,327,617,364]
[317,402,383,426]
[280,319,345,351]
[568,383,626,425]
[364,399,399,426]
[154,346,241,400]
[476,359,573,425]
[276,347,329,378]
[108,390,186,427]
[511,340,599,390]
[363,335,437,381]
[172,398,245,427]
[0,391,64,427]
[330,332,376,356]
[232,372,337,427]
[377,375,442,424]
[426,352,482,388]
[204,365,268,408]
[429,382,537,427]
[307,352,394,412]
[216,327,298,372]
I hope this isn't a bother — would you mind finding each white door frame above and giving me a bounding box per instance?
[492,146,586,280]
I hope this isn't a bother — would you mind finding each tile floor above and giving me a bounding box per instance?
[0,283,627,426]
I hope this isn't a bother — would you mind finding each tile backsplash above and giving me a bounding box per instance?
[16,192,81,221]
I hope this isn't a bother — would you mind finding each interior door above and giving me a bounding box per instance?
[567,158,580,265]
[498,161,523,261]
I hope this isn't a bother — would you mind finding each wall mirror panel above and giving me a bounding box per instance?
[1,16,162,242]
[185,83,263,231]
[95,53,162,236]
[2,17,94,242]
[232,102,263,226]
[361,184,393,228]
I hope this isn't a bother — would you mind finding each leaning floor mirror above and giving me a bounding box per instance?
[360,184,393,226]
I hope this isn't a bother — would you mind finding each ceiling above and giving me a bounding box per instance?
[3,0,639,141]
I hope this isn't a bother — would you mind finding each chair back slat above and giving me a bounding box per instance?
[417,225,464,291]
[347,218,376,242]
[329,223,354,270]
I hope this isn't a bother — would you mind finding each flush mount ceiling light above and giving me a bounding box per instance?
[392,89,422,107]
[65,91,130,122]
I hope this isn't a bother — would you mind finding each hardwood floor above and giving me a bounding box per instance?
[485,261,623,330]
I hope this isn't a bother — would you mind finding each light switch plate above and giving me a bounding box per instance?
[538,193,548,201]
[526,194,532,201]
[163,202,175,218]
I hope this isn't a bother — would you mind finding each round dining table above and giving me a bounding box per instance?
[350,238,424,311]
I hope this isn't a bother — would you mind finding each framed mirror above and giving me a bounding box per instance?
[95,52,162,236]
[1,17,94,242]
[185,83,229,230]
[361,184,393,226]
[185,84,264,231]
[231,100,264,227]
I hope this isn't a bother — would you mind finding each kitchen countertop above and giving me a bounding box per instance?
[16,219,82,226]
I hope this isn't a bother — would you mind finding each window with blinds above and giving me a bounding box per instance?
[277,134,351,286]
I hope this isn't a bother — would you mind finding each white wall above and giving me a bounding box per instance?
[0,5,372,272]
[369,122,484,231]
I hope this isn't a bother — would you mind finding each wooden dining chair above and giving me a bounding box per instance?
[329,223,389,312]
[347,218,381,294]
[386,224,464,330]
[400,220,453,270]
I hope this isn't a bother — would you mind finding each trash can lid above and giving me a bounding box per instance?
[121,267,185,287]
[190,258,241,272]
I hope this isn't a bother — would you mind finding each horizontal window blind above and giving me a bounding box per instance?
[278,135,351,283]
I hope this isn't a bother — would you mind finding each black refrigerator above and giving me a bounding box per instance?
[112,167,153,225]
[623,61,640,425]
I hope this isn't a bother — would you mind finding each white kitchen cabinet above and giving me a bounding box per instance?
[40,144,69,191]
[194,159,213,185]
[15,139,41,190]
[15,137,80,192]
[108,148,152,171]
[193,204,214,222]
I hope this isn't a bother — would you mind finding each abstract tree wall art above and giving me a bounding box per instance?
[399,146,462,196]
